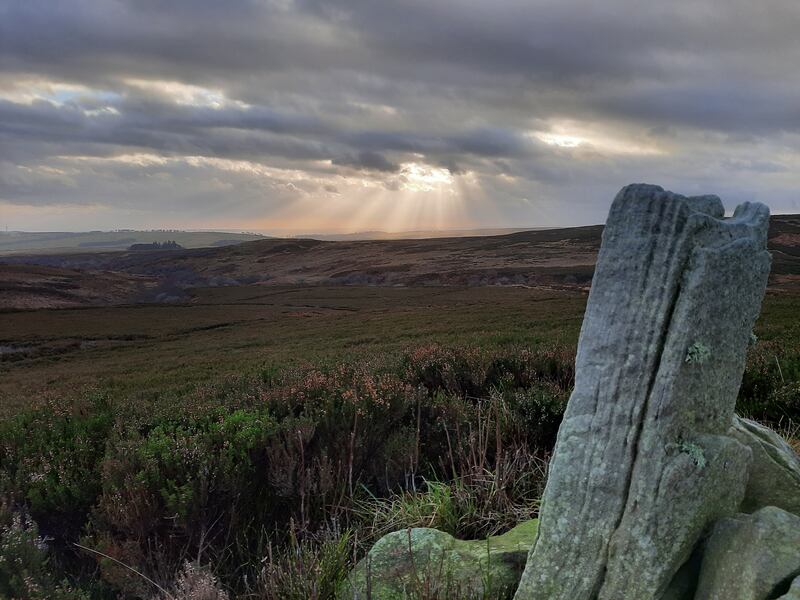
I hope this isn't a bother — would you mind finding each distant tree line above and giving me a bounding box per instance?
[128,240,184,251]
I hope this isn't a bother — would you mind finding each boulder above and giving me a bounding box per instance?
[514,184,771,600]
[342,520,538,600]
[694,506,800,600]
[731,416,800,515]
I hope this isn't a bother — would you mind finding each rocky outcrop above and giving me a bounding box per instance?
[731,416,800,515]
[343,520,538,599]
[346,184,799,600]
[515,184,772,600]
[694,507,800,600]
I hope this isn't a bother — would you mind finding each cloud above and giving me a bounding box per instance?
[1,0,799,230]
[332,151,398,172]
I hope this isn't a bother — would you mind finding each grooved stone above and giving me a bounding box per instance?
[514,184,771,600]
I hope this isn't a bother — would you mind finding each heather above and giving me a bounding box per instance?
[0,341,797,598]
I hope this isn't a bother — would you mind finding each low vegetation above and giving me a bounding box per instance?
[0,339,797,598]
[0,286,588,414]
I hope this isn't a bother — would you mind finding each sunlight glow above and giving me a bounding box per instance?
[63,153,170,167]
[532,120,666,156]
[398,162,454,192]
[537,133,584,148]
[50,154,491,234]
[122,78,234,108]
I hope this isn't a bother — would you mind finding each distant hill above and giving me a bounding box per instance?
[296,227,551,241]
[0,263,156,310]
[1,214,798,309]
[0,230,267,255]
[0,224,605,290]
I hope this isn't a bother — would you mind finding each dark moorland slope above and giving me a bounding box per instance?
[1,214,798,309]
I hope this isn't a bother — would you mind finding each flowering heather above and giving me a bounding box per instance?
[0,342,796,598]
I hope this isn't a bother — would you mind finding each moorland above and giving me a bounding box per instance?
[0,218,798,599]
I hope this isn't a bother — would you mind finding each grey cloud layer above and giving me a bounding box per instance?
[1,0,799,228]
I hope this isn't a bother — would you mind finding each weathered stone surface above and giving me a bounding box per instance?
[660,546,704,600]
[514,184,771,600]
[343,520,538,599]
[731,416,800,515]
[777,575,800,600]
[694,506,800,600]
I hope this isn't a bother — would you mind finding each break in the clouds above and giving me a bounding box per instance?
[1,0,799,232]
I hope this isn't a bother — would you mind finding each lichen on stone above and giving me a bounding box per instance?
[678,441,707,468]
[685,342,711,364]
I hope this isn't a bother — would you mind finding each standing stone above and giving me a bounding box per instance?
[514,184,771,600]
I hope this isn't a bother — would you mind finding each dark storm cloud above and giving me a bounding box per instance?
[1,0,799,226]
[332,151,398,173]
[0,101,327,167]
[5,0,800,133]
[0,95,540,170]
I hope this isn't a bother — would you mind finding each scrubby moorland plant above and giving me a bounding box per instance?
[0,341,796,598]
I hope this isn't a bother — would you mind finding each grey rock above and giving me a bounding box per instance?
[660,546,704,600]
[342,520,538,600]
[776,575,800,600]
[731,416,800,515]
[514,184,771,600]
[694,506,800,600]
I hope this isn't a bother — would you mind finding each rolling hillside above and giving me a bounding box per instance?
[0,230,267,255]
[1,215,798,310]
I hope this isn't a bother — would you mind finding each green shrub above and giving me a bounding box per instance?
[0,345,570,597]
[737,344,800,424]
[88,408,279,591]
[507,382,568,448]
[0,511,88,600]
[0,396,113,536]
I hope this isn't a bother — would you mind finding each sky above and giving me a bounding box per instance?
[1,1,799,234]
